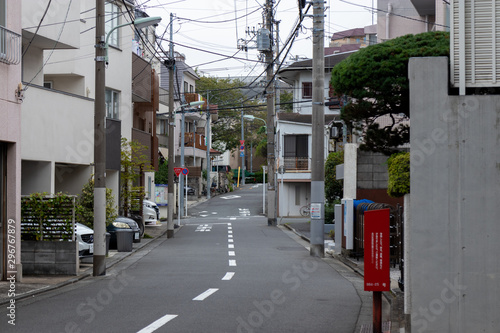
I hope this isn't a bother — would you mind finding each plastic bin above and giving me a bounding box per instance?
[116,229,133,252]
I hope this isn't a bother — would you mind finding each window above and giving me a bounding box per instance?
[159,119,167,135]
[43,81,53,89]
[184,81,188,93]
[105,89,119,119]
[284,135,308,170]
[105,2,120,47]
[189,84,194,93]
[0,0,5,27]
[284,135,308,158]
[302,82,312,99]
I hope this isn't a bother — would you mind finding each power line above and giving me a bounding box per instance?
[23,0,52,57]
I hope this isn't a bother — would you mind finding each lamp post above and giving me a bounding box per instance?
[179,101,204,219]
[93,1,161,276]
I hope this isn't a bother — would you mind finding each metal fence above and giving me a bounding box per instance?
[354,202,403,268]
[0,26,21,65]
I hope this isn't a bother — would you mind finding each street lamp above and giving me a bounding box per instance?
[243,115,267,128]
[93,2,161,276]
[179,101,204,220]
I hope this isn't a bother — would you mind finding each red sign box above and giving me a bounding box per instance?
[174,167,183,177]
[364,209,390,291]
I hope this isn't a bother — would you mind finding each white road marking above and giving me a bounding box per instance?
[193,288,219,301]
[227,223,232,226]
[228,239,234,243]
[228,244,234,249]
[200,214,209,217]
[228,226,232,230]
[238,208,250,216]
[228,230,233,234]
[221,195,241,199]
[222,272,235,280]
[229,260,237,266]
[137,314,178,333]
[228,235,233,238]
[228,251,235,256]
[230,217,236,220]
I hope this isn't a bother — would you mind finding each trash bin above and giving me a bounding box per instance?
[116,229,133,252]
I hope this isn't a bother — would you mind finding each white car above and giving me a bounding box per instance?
[75,223,94,258]
[143,199,159,224]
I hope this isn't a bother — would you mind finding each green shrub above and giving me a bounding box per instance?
[325,203,336,224]
[387,152,410,197]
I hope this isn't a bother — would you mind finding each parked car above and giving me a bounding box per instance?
[107,217,141,249]
[75,223,94,258]
[143,199,159,225]
[184,186,195,195]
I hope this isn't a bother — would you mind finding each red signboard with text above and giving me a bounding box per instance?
[364,209,390,291]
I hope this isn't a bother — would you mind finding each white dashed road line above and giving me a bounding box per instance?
[137,314,178,333]
[229,260,237,266]
[193,288,219,301]
[228,251,235,256]
[222,272,235,280]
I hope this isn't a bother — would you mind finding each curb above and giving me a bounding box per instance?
[1,222,183,306]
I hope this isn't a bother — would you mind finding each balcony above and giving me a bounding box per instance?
[283,157,310,171]
[184,133,207,151]
[0,26,21,65]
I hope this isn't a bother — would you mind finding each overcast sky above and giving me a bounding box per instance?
[141,0,375,77]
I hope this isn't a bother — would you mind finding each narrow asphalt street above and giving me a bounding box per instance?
[1,185,367,332]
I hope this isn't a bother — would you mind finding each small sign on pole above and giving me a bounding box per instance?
[174,167,183,177]
[182,168,189,176]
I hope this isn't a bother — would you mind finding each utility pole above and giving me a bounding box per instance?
[167,13,175,238]
[275,20,281,113]
[264,0,277,226]
[241,108,245,186]
[93,0,106,276]
[205,92,211,199]
[310,0,325,257]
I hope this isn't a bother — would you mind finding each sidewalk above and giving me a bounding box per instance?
[282,219,404,333]
[0,198,206,306]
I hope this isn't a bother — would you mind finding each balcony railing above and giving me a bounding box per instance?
[0,26,21,65]
[283,157,310,171]
[184,133,207,151]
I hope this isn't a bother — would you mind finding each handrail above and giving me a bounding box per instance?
[0,25,21,65]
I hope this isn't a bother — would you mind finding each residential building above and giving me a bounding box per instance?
[377,0,448,43]
[160,53,209,193]
[327,25,377,53]
[0,0,22,281]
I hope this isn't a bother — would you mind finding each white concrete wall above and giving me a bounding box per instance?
[292,72,338,115]
[21,86,94,164]
[409,56,500,333]
[343,143,357,199]
[22,0,80,49]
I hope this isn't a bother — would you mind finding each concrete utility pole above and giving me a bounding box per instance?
[310,0,325,257]
[241,108,245,186]
[205,93,211,199]
[93,0,106,276]
[265,0,277,226]
[167,13,175,238]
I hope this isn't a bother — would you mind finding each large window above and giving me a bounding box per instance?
[302,82,312,99]
[0,0,5,27]
[284,135,308,170]
[105,2,120,47]
[105,89,119,119]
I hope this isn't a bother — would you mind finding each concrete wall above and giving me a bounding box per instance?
[343,143,357,199]
[409,57,500,332]
[21,241,78,275]
[0,0,22,281]
[357,151,389,189]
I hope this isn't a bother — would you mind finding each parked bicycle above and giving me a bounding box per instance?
[300,203,311,217]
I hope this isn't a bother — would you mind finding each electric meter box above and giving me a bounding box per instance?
[257,29,271,52]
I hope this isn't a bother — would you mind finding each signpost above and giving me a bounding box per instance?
[182,168,189,216]
[364,208,390,333]
[174,167,183,177]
